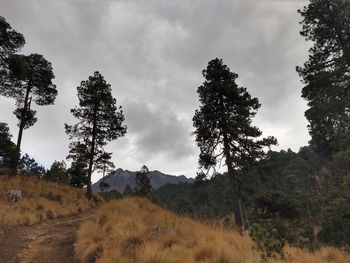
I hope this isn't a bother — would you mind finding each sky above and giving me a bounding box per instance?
[0,0,311,182]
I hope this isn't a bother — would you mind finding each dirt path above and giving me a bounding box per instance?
[0,213,89,263]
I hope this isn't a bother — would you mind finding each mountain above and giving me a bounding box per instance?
[92,168,194,193]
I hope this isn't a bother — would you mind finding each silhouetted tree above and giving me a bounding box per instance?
[135,165,152,196]
[18,153,45,177]
[0,122,16,167]
[1,53,57,175]
[67,160,87,188]
[96,152,114,192]
[193,58,277,228]
[66,142,88,188]
[297,0,350,156]
[45,160,69,184]
[65,71,126,199]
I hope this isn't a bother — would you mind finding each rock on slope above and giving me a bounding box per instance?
[92,168,194,193]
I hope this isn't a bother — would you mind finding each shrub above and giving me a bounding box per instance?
[249,223,286,262]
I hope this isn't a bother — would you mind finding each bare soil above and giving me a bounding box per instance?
[0,213,89,263]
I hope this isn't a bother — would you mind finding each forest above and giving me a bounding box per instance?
[1,0,350,261]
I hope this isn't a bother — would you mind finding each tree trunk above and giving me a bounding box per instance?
[86,104,98,199]
[223,132,243,229]
[12,87,30,176]
[231,175,243,228]
[244,205,250,228]
[101,163,106,193]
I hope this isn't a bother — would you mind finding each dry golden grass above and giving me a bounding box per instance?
[0,176,102,226]
[75,197,350,263]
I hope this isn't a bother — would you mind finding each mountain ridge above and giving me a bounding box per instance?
[92,168,194,193]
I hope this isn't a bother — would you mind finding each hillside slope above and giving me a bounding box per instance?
[92,168,194,192]
[75,198,350,263]
[0,176,101,226]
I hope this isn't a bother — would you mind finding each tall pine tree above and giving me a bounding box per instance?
[193,58,277,228]
[65,71,126,199]
[297,0,350,156]
[1,17,57,174]
[1,53,57,175]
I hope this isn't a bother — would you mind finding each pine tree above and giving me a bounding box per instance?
[96,152,114,193]
[297,0,350,156]
[1,53,57,175]
[66,142,88,188]
[193,58,277,228]
[135,165,152,196]
[18,153,46,177]
[67,160,88,188]
[65,71,126,199]
[46,160,69,184]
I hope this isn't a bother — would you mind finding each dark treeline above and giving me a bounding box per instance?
[1,0,350,255]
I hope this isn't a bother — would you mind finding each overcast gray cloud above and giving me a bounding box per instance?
[0,0,311,181]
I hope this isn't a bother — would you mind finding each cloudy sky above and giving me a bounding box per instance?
[1,0,311,181]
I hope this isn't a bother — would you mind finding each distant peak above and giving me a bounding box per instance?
[92,168,193,192]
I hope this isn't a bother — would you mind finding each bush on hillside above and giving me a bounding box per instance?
[249,223,286,262]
